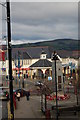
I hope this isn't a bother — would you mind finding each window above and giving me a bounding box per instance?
[58,84,61,89]
[58,76,61,83]
[43,55,45,58]
[24,60,25,65]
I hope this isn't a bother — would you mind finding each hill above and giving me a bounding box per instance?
[12,39,79,51]
[1,39,80,58]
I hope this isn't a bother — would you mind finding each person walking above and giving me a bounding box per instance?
[17,92,20,101]
[22,79,24,88]
[19,79,21,88]
[26,91,30,101]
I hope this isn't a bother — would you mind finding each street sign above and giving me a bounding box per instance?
[48,76,52,81]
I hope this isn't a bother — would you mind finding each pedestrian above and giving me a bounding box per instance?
[19,79,21,88]
[15,77,17,84]
[22,79,24,88]
[17,92,20,101]
[26,91,30,101]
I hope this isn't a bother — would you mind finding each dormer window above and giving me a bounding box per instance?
[40,50,47,59]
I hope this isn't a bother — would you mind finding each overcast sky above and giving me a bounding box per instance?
[0,1,79,44]
[0,10,1,35]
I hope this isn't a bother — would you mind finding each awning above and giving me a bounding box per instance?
[2,68,6,71]
[12,67,30,71]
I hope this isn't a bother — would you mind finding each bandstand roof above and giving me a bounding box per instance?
[30,59,52,68]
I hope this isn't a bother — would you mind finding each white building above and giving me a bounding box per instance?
[52,53,63,91]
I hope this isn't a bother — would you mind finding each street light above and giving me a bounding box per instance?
[51,51,59,120]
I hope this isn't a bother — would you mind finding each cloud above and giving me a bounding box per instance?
[0,4,2,39]
[2,2,78,44]
[11,2,77,25]
[10,0,79,2]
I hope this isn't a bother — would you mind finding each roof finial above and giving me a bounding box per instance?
[41,48,46,55]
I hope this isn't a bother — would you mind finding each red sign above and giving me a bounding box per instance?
[0,50,5,61]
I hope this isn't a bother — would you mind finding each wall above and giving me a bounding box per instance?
[52,60,63,91]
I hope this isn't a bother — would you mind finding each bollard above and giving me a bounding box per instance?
[45,109,51,120]
[74,87,77,95]
[67,87,69,93]
[13,95,16,109]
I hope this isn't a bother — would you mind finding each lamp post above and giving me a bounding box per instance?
[52,51,59,120]
[75,81,79,106]
[45,87,47,111]
[40,84,43,112]
[41,92,43,112]
[6,1,14,120]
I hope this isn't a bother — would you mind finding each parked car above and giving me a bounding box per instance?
[0,83,3,87]
[34,81,44,87]
[0,90,9,101]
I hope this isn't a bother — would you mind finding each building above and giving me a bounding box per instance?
[12,50,32,77]
[3,46,79,83]
[30,50,52,79]
[11,46,52,77]
[52,53,63,90]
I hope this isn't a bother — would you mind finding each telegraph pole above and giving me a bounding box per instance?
[6,1,14,120]
[54,54,58,120]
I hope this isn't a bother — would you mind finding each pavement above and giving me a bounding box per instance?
[14,96,45,119]
[0,101,2,120]
[0,101,8,120]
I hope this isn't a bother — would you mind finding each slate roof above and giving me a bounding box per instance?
[30,59,52,68]
[3,46,80,59]
[12,46,52,59]
[23,52,32,59]
[41,50,47,55]
[12,50,31,60]
[26,47,51,59]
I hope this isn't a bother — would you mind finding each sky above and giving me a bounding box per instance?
[0,0,79,45]
[0,6,1,36]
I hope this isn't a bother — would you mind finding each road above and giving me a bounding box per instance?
[0,101,2,120]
